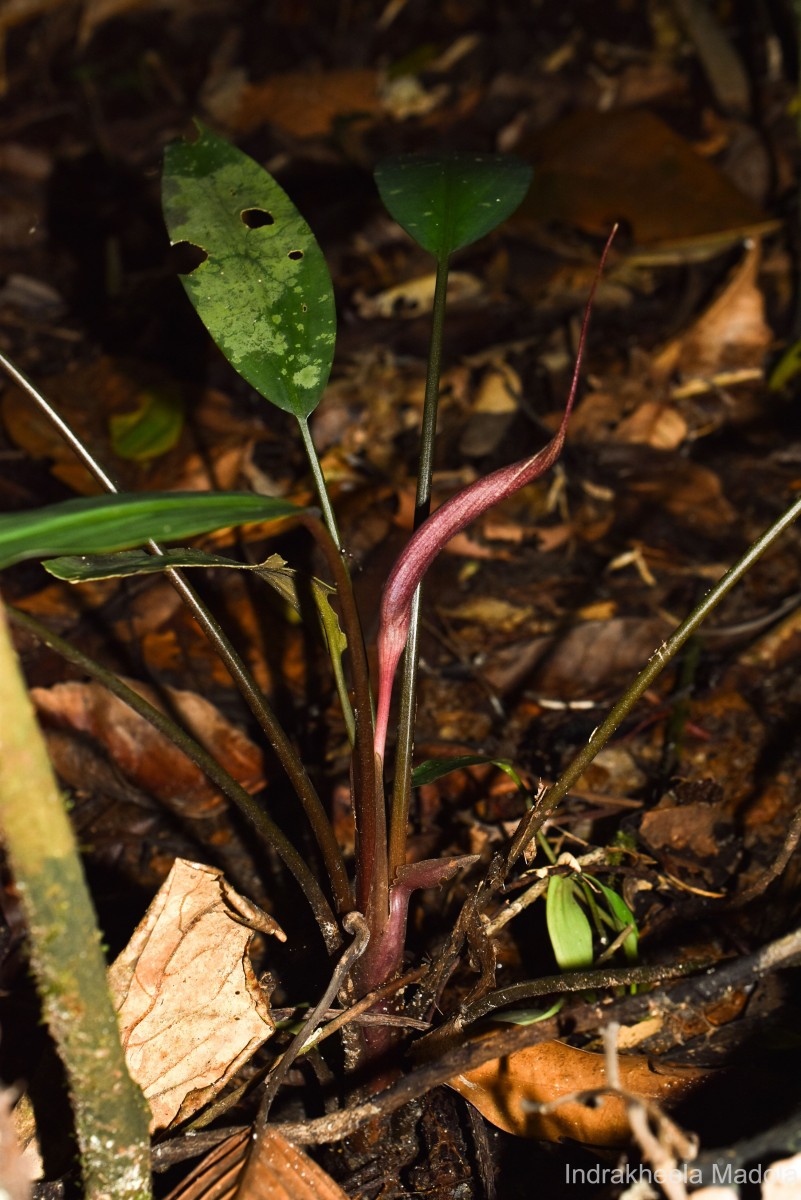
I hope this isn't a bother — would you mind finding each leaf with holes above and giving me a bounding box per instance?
[374,151,532,262]
[162,123,336,418]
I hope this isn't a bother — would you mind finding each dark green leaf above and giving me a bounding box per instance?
[374,151,532,261]
[411,754,527,792]
[163,124,336,418]
[0,492,301,570]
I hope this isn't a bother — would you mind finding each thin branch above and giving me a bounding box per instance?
[273,924,801,1145]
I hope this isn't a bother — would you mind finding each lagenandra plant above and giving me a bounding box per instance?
[3,123,801,1185]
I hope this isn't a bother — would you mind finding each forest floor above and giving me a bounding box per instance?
[3,2,801,1198]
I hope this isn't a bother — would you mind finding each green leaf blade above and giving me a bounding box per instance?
[546,875,594,971]
[411,754,527,793]
[597,882,639,963]
[374,151,533,260]
[162,124,336,418]
[0,492,301,569]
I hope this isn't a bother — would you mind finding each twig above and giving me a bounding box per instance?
[727,801,801,908]
[255,912,370,1126]
[272,924,801,1145]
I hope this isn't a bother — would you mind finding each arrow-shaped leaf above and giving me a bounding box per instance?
[375,151,532,261]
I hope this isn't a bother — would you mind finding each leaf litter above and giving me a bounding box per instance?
[3,2,801,1197]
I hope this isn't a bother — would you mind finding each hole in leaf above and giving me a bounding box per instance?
[301,304,308,312]
[287,249,303,260]
[241,208,275,229]
[170,241,208,274]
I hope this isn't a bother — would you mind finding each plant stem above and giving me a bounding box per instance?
[507,489,801,867]
[388,253,450,883]
[0,599,153,1199]
[7,606,342,951]
[298,414,342,550]
[298,515,385,920]
[0,352,351,915]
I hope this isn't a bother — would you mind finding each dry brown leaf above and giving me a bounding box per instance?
[355,272,482,320]
[237,1128,350,1199]
[109,859,284,1131]
[163,1130,249,1200]
[449,1040,707,1144]
[615,401,688,450]
[0,1088,34,1200]
[164,1127,350,1200]
[653,242,772,379]
[627,459,736,531]
[531,616,673,698]
[31,679,265,818]
[513,109,778,259]
[205,68,380,138]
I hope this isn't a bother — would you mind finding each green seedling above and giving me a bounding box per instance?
[3,125,801,1194]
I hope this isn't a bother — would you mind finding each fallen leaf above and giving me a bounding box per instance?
[31,679,265,818]
[163,1126,350,1200]
[205,68,380,138]
[449,1040,706,1144]
[355,272,483,320]
[615,401,688,450]
[109,859,284,1131]
[513,109,778,260]
[498,616,672,699]
[653,242,772,379]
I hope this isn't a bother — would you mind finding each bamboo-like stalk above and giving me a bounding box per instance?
[0,598,152,1199]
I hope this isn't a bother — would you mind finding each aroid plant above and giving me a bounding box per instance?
[3,124,801,1191]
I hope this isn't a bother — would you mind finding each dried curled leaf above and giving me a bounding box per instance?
[109,859,285,1131]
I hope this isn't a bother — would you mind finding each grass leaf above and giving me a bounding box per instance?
[0,492,301,569]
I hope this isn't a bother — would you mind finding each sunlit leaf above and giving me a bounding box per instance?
[0,492,301,570]
[163,123,336,418]
[374,151,532,261]
[545,875,593,971]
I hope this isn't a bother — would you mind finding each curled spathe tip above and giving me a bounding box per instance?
[373,226,617,764]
